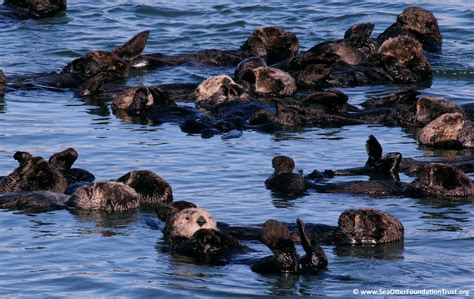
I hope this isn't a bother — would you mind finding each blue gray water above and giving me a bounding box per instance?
[0,0,473,297]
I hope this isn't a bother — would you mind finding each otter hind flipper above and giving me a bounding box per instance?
[48,148,78,170]
[113,31,150,61]
[344,23,375,42]
[261,219,299,273]
[374,152,402,180]
[296,218,328,271]
[365,135,383,167]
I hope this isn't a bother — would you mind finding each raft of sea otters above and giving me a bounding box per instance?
[1,0,473,275]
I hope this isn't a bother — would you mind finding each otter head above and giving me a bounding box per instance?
[63,51,128,81]
[418,112,472,149]
[195,75,247,111]
[234,57,267,85]
[335,209,404,245]
[112,86,175,115]
[164,208,217,239]
[272,156,295,174]
[117,169,173,207]
[0,152,68,193]
[405,164,474,198]
[378,36,425,65]
[67,181,140,212]
[397,7,442,52]
[241,27,299,65]
[376,36,431,84]
[252,67,296,96]
[416,97,464,126]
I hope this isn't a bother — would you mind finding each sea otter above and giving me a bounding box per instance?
[418,112,472,149]
[0,151,68,193]
[289,31,432,89]
[130,27,299,69]
[377,7,442,52]
[2,0,66,19]
[156,203,405,246]
[66,181,141,213]
[251,218,327,274]
[265,156,308,195]
[307,135,474,198]
[4,31,149,96]
[162,207,243,262]
[117,169,173,207]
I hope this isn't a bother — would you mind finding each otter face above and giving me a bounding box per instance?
[416,97,464,126]
[335,209,404,245]
[112,87,175,115]
[253,67,296,96]
[241,27,299,65]
[0,153,67,193]
[165,208,217,239]
[418,112,472,148]
[67,181,140,212]
[378,36,425,65]
[195,75,247,111]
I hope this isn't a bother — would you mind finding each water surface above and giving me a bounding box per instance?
[0,0,473,297]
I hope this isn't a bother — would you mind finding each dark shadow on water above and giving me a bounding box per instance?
[333,241,405,260]
[69,209,138,236]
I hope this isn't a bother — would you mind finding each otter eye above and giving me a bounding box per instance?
[185,217,190,221]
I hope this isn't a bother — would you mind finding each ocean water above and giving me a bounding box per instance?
[0,0,473,297]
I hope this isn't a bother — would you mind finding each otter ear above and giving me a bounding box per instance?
[49,148,78,170]
[113,31,150,60]
[13,151,32,166]
[365,135,383,167]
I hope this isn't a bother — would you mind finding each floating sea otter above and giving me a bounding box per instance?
[130,27,299,69]
[158,203,405,246]
[307,135,474,198]
[0,149,172,212]
[377,7,442,52]
[161,206,327,274]
[4,31,149,96]
[1,0,66,19]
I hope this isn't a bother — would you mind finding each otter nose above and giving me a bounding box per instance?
[196,216,207,227]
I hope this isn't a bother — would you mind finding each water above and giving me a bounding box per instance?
[0,0,473,297]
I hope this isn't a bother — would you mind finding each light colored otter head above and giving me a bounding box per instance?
[378,36,425,65]
[112,87,174,115]
[335,209,404,245]
[195,75,247,111]
[416,97,464,126]
[241,27,299,65]
[164,208,217,239]
[397,7,442,52]
[418,112,472,148]
[253,67,296,96]
[67,181,140,212]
